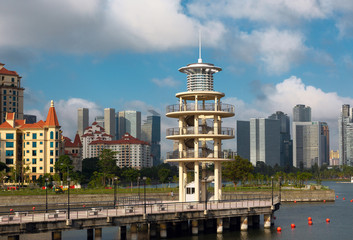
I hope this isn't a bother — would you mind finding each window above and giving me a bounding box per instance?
[40,150,43,153]
[3,90,6,94]
[11,78,14,82]
[32,142,37,148]
[40,158,43,161]
[13,91,16,95]
[40,167,43,170]
[40,142,43,145]
[50,150,53,156]
[5,150,13,156]
[50,131,53,139]
[32,133,37,139]
[40,133,43,136]
[6,142,13,148]
[5,159,13,164]
[26,142,29,145]
[26,150,29,153]
[13,96,15,101]
[56,142,58,148]
[32,176,36,181]
[32,159,36,164]
[12,102,15,107]
[32,167,36,173]
[55,131,58,140]
[32,150,37,156]
[3,96,5,100]
[6,133,13,139]
[50,142,53,148]
[13,108,15,112]
[3,102,6,106]
[56,150,58,156]
[27,159,29,162]
[50,167,53,173]
[50,158,53,164]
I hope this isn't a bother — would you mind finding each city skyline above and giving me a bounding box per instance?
[3,1,353,155]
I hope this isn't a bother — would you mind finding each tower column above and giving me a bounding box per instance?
[194,162,200,201]
[214,161,220,200]
[179,163,185,202]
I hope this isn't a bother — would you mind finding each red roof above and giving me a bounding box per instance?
[73,133,82,146]
[0,66,19,76]
[6,112,15,120]
[89,133,149,145]
[0,121,13,129]
[45,101,60,127]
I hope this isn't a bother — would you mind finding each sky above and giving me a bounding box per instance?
[2,0,353,158]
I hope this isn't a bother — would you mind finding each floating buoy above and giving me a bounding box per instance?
[336,195,338,198]
[294,200,297,203]
[274,216,277,220]
[83,205,86,208]
[323,200,326,203]
[291,223,296,228]
[308,220,313,225]
[350,200,352,203]
[326,218,330,223]
[32,207,35,210]
[343,197,345,200]
[308,217,312,221]
[277,227,282,232]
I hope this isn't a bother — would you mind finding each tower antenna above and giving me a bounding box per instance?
[198,30,202,63]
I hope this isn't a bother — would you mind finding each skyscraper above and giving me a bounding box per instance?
[339,104,353,166]
[104,108,116,140]
[249,118,280,167]
[77,108,89,137]
[141,110,161,166]
[95,116,104,128]
[236,120,250,161]
[293,104,311,122]
[118,111,141,140]
[0,63,24,123]
[268,111,292,167]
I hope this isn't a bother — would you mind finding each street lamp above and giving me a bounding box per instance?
[271,176,274,206]
[143,177,147,214]
[114,177,118,209]
[137,176,141,201]
[45,177,49,213]
[67,177,71,219]
[3,176,8,190]
[279,177,282,203]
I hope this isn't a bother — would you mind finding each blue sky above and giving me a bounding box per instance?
[2,0,353,156]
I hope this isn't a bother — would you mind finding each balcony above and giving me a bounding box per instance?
[166,127,234,138]
[166,103,235,114]
[166,150,225,160]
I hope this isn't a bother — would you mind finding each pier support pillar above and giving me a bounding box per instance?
[198,220,205,232]
[51,231,62,240]
[264,214,272,228]
[160,223,167,238]
[95,228,102,240]
[240,216,248,231]
[252,215,260,228]
[217,218,223,233]
[130,224,138,240]
[149,223,157,238]
[119,226,127,240]
[87,229,93,240]
[8,236,19,240]
[191,220,198,235]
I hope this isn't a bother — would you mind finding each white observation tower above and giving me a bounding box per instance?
[166,53,235,202]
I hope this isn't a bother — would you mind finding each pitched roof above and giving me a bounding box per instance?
[73,133,82,146]
[6,112,15,120]
[89,133,149,145]
[0,121,13,129]
[44,100,60,127]
[0,66,19,76]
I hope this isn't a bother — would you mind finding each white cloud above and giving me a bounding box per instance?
[0,0,225,53]
[234,28,308,74]
[152,77,180,87]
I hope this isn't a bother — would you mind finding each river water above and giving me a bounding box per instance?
[16,181,353,239]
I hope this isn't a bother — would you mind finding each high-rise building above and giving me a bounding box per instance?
[77,108,89,137]
[330,150,339,166]
[338,104,353,166]
[165,55,235,202]
[118,111,141,140]
[268,111,292,167]
[141,110,161,166]
[249,118,280,167]
[236,120,250,161]
[0,101,62,180]
[23,114,37,124]
[95,116,104,128]
[81,122,112,159]
[0,63,24,124]
[320,122,330,165]
[293,104,311,122]
[104,108,116,140]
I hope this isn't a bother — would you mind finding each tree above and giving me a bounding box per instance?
[98,149,117,186]
[55,155,74,182]
[122,168,140,190]
[82,157,99,183]
[222,156,254,189]
[158,168,171,183]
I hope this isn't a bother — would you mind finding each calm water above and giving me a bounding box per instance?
[16,181,353,239]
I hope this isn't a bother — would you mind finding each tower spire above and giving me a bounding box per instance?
[198,30,202,63]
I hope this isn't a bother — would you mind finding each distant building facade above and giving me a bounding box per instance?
[338,104,353,166]
[81,122,112,159]
[95,116,104,128]
[23,114,37,124]
[330,150,339,166]
[77,108,89,137]
[104,108,116,140]
[0,101,62,180]
[63,133,83,171]
[141,112,161,166]
[89,133,151,169]
[293,104,311,122]
[0,63,24,124]
[118,111,141,139]
[236,120,250,161]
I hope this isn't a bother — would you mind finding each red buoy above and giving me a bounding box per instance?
[326,218,330,223]
[308,220,313,225]
[32,207,35,210]
[294,200,297,203]
[9,209,13,212]
[83,205,86,208]
[323,200,326,203]
[291,223,296,228]
[336,195,338,198]
[308,217,312,221]
[343,197,346,200]
[277,227,282,232]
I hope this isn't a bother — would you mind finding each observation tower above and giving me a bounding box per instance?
[166,54,235,202]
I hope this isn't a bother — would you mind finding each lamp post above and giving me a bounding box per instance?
[137,176,141,201]
[3,176,7,190]
[114,177,118,209]
[279,176,282,203]
[271,176,274,206]
[67,177,71,219]
[45,177,49,213]
[143,177,147,214]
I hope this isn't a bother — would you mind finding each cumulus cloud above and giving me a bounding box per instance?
[0,0,225,53]
[151,77,180,87]
[26,98,102,139]
[224,76,353,150]
[234,28,308,74]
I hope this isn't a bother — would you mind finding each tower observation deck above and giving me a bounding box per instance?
[166,58,235,202]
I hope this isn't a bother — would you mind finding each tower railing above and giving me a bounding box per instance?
[166,127,234,137]
[166,150,225,159]
[166,103,235,114]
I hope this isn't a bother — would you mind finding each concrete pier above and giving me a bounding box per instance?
[240,217,248,231]
[95,228,102,240]
[217,218,223,233]
[87,229,93,240]
[264,214,272,228]
[160,223,167,238]
[191,220,198,235]
[51,231,61,240]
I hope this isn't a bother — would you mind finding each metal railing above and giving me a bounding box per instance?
[166,150,225,159]
[166,127,234,137]
[166,103,235,114]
